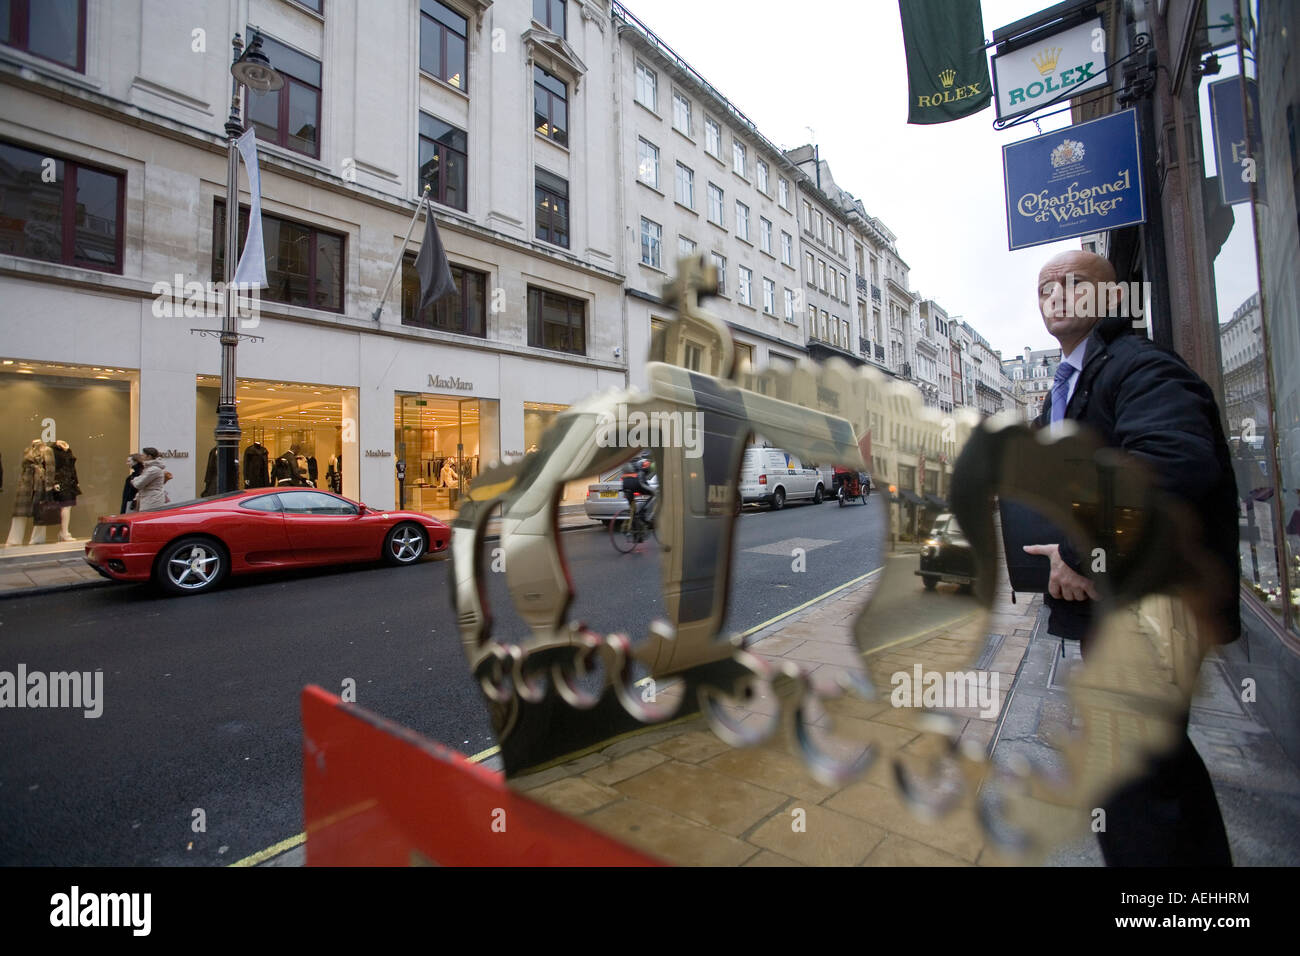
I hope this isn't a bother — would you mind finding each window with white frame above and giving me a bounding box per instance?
[672,90,691,135]
[641,217,662,268]
[711,252,726,294]
[678,235,696,259]
[837,271,846,301]
[635,60,657,111]
[817,259,826,291]
[637,137,659,189]
[759,217,772,254]
[805,250,814,284]
[735,201,749,241]
[815,211,823,240]
[707,183,724,226]
[836,226,845,255]
[781,231,793,266]
[674,161,694,208]
[756,160,769,194]
[705,117,721,158]
[802,200,812,231]
[732,140,746,177]
[763,277,776,314]
[738,266,752,306]
[784,287,795,320]
[778,178,789,209]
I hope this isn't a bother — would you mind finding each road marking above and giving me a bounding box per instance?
[742,536,838,555]
[231,744,499,866]
[232,569,883,866]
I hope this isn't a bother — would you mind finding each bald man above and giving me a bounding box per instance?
[1023,250,1239,867]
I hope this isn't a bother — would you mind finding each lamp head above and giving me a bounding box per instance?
[232,33,284,92]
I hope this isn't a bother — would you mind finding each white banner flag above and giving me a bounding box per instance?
[233,127,268,288]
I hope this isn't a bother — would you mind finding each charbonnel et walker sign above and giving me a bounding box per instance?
[1002,108,1145,250]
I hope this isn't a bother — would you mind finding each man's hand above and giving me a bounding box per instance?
[1023,543,1099,601]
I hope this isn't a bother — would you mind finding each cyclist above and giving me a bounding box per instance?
[620,454,656,537]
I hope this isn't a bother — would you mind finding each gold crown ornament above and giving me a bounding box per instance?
[1033,46,1063,75]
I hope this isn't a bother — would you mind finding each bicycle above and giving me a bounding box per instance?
[609,494,658,554]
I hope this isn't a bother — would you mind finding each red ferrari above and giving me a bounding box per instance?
[84,488,449,596]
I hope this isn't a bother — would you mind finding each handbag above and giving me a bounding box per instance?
[34,498,63,526]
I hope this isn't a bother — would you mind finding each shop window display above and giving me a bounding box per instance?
[0,362,134,548]
[195,377,355,499]
[394,395,497,517]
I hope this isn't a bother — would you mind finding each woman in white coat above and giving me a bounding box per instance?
[130,452,170,511]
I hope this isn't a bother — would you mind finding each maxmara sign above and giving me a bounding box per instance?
[427,374,473,392]
[992,18,1108,121]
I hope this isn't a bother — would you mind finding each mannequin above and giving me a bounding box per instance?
[243,441,270,488]
[51,439,80,541]
[6,439,56,547]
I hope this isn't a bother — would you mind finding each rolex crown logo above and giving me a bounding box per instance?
[938,68,957,88]
[1032,46,1062,75]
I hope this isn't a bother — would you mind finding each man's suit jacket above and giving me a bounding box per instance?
[1034,316,1241,644]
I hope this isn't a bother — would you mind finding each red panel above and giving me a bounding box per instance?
[301,686,663,867]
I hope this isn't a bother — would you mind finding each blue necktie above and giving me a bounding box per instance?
[1051,361,1075,423]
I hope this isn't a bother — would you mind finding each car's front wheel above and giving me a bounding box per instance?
[156,536,228,596]
[384,522,427,565]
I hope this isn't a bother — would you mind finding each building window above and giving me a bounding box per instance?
[533,0,565,36]
[815,212,823,240]
[707,183,724,227]
[635,60,658,112]
[535,167,569,248]
[762,277,776,314]
[672,90,692,135]
[419,0,468,91]
[817,259,826,291]
[401,259,486,336]
[637,137,659,189]
[705,117,721,159]
[805,251,814,285]
[246,36,322,157]
[527,287,585,354]
[735,201,749,241]
[783,287,795,320]
[640,217,662,269]
[534,66,568,146]
[802,200,812,231]
[836,226,845,255]
[759,217,772,255]
[0,140,122,272]
[678,235,696,258]
[732,140,746,177]
[674,161,694,208]
[737,266,752,305]
[837,271,847,302]
[711,252,726,294]
[0,0,85,71]
[213,201,344,312]
[778,178,789,209]
[419,113,468,212]
[781,231,793,266]
[756,160,769,194]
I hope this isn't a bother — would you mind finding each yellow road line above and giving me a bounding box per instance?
[233,569,883,866]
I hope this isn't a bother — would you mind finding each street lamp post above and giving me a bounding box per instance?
[215,32,282,493]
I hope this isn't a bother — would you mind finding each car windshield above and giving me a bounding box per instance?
[931,515,962,537]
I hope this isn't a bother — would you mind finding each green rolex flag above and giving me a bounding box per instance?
[899,0,992,124]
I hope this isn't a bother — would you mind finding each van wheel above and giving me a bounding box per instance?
[770,488,786,511]
[813,484,824,504]
[922,576,938,591]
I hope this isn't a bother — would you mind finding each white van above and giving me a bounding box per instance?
[738,447,826,510]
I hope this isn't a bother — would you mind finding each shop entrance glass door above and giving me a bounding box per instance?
[395,395,493,519]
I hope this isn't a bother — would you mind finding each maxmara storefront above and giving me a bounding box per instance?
[1,271,626,546]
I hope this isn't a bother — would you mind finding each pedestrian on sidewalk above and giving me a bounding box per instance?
[130,449,171,511]
[1021,250,1238,867]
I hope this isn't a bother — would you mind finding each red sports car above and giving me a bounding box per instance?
[84,488,449,596]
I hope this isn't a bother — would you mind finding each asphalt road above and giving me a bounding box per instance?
[0,494,965,865]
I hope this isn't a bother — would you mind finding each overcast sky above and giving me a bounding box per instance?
[620,0,1259,357]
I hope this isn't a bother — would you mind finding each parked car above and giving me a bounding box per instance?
[737,446,826,510]
[584,458,659,524]
[84,488,449,596]
[915,512,975,592]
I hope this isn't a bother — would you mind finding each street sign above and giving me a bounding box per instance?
[1208,75,1264,205]
[1002,108,1146,251]
[992,17,1108,122]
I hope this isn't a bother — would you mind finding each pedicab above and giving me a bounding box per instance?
[832,466,871,506]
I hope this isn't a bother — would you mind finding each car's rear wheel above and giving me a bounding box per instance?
[813,484,824,504]
[156,537,227,596]
[922,575,938,591]
[384,522,427,565]
[770,488,786,511]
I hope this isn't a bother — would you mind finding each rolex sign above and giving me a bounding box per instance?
[992,18,1109,122]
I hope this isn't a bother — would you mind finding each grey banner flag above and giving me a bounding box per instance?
[414,198,455,312]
